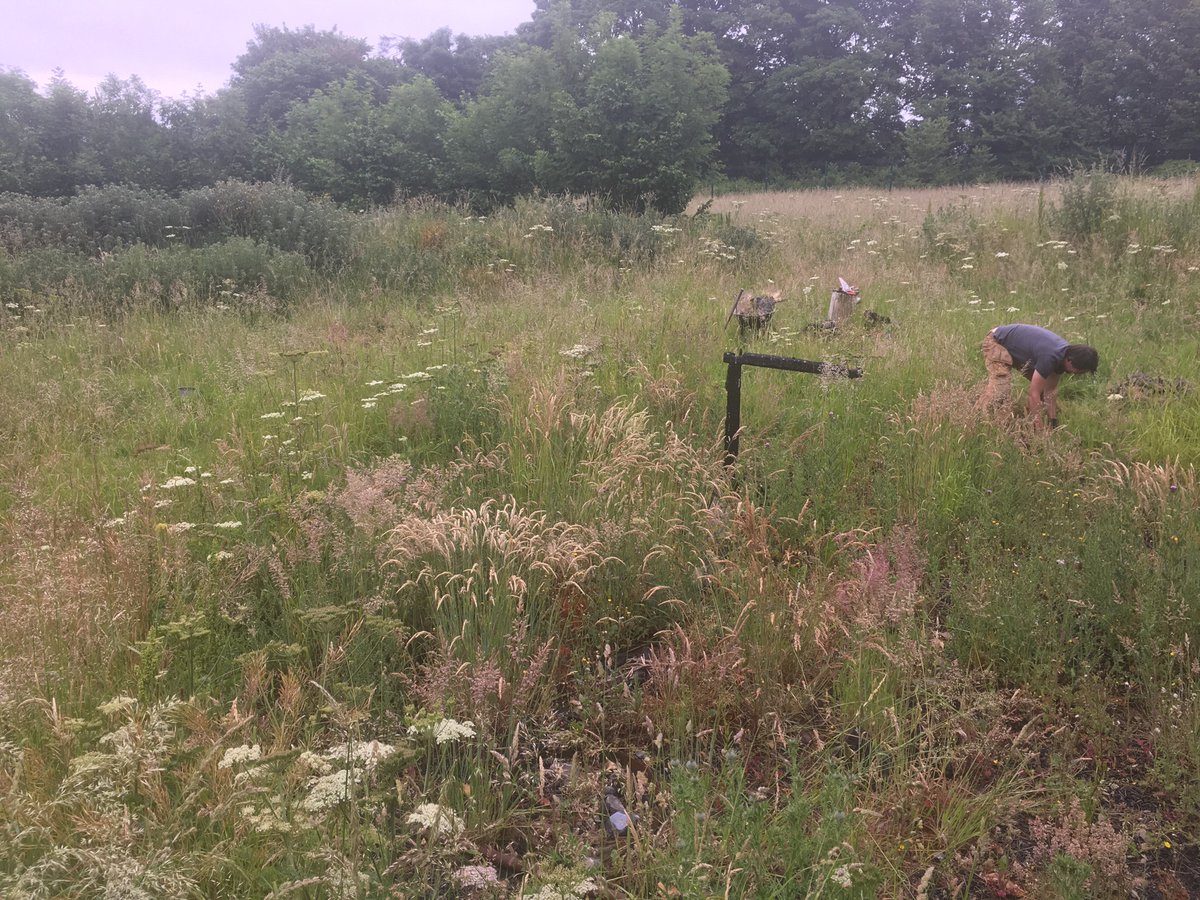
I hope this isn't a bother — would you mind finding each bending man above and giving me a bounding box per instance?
[979,324,1099,427]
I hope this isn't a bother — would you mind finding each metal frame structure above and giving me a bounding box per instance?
[723,351,863,467]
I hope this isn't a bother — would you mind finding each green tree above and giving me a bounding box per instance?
[0,71,44,193]
[388,29,516,103]
[545,11,729,213]
[231,25,396,126]
[446,48,564,204]
[377,77,457,197]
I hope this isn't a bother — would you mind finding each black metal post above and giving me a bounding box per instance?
[724,354,742,467]
[722,351,863,469]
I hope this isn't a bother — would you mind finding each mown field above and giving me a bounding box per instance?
[1,176,1198,898]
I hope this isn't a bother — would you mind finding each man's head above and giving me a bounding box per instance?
[1065,344,1099,374]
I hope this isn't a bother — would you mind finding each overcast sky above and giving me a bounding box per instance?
[2,0,537,98]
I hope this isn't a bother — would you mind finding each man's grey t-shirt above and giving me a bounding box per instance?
[992,324,1067,379]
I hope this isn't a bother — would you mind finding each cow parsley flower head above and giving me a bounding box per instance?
[304,769,358,811]
[407,802,464,835]
[219,744,262,769]
[454,865,500,889]
[328,740,396,769]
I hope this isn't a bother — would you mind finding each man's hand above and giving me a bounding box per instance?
[1029,371,1061,425]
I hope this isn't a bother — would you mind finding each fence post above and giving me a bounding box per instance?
[723,352,742,468]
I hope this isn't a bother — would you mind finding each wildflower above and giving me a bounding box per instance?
[1007,307,1020,313]
[365,380,384,386]
[103,516,126,528]
[421,328,438,335]
[434,718,476,744]
[330,740,396,769]
[1057,261,1069,270]
[406,802,464,835]
[297,751,333,774]
[219,744,263,769]
[832,866,854,889]
[260,412,284,419]
[210,550,234,561]
[212,520,242,529]
[559,344,592,360]
[455,865,500,889]
[405,371,432,380]
[167,522,195,535]
[298,390,326,403]
[994,251,1010,258]
[528,877,600,899]
[159,476,196,490]
[154,499,173,509]
[304,769,358,811]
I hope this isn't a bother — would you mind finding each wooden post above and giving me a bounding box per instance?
[828,290,856,325]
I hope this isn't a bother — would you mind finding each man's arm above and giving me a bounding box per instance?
[1028,371,1061,424]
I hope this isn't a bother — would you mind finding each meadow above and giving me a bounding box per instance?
[1,175,1198,898]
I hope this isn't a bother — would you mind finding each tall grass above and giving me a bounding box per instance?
[1,178,1198,897]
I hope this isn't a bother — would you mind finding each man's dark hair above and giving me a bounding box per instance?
[1066,344,1099,373]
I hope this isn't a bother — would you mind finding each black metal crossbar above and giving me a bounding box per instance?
[723,351,863,467]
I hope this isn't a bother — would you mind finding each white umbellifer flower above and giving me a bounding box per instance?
[160,476,197,489]
[167,522,195,534]
[212,521,242,529]
[559,344,591,360]
[528,878,601,900]
[832,865,853,888]
[1007,307,1020,312]
[362,401,377,409]
[298,750,333,774]
[455,865,500,889]
[328,740,396,769]
[1108,393,1125,401]
[211,550,234,561]
[298,391,326,402]
[365,380,384,386]
[421,328,439,335]
[389,383,407,392]
[219,744,262,769]
[154,499,173,509]
[260,412,284,419]
[184,466,198,474]
[417,341,433,347]
[995,251,1009,258]
[406,803,464,835]
[103,517,126,528]
[304,769,358,811]
[433,718,476,744]
[405,371,432,380]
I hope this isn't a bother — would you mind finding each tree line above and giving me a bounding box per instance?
[2,0,1198,214]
